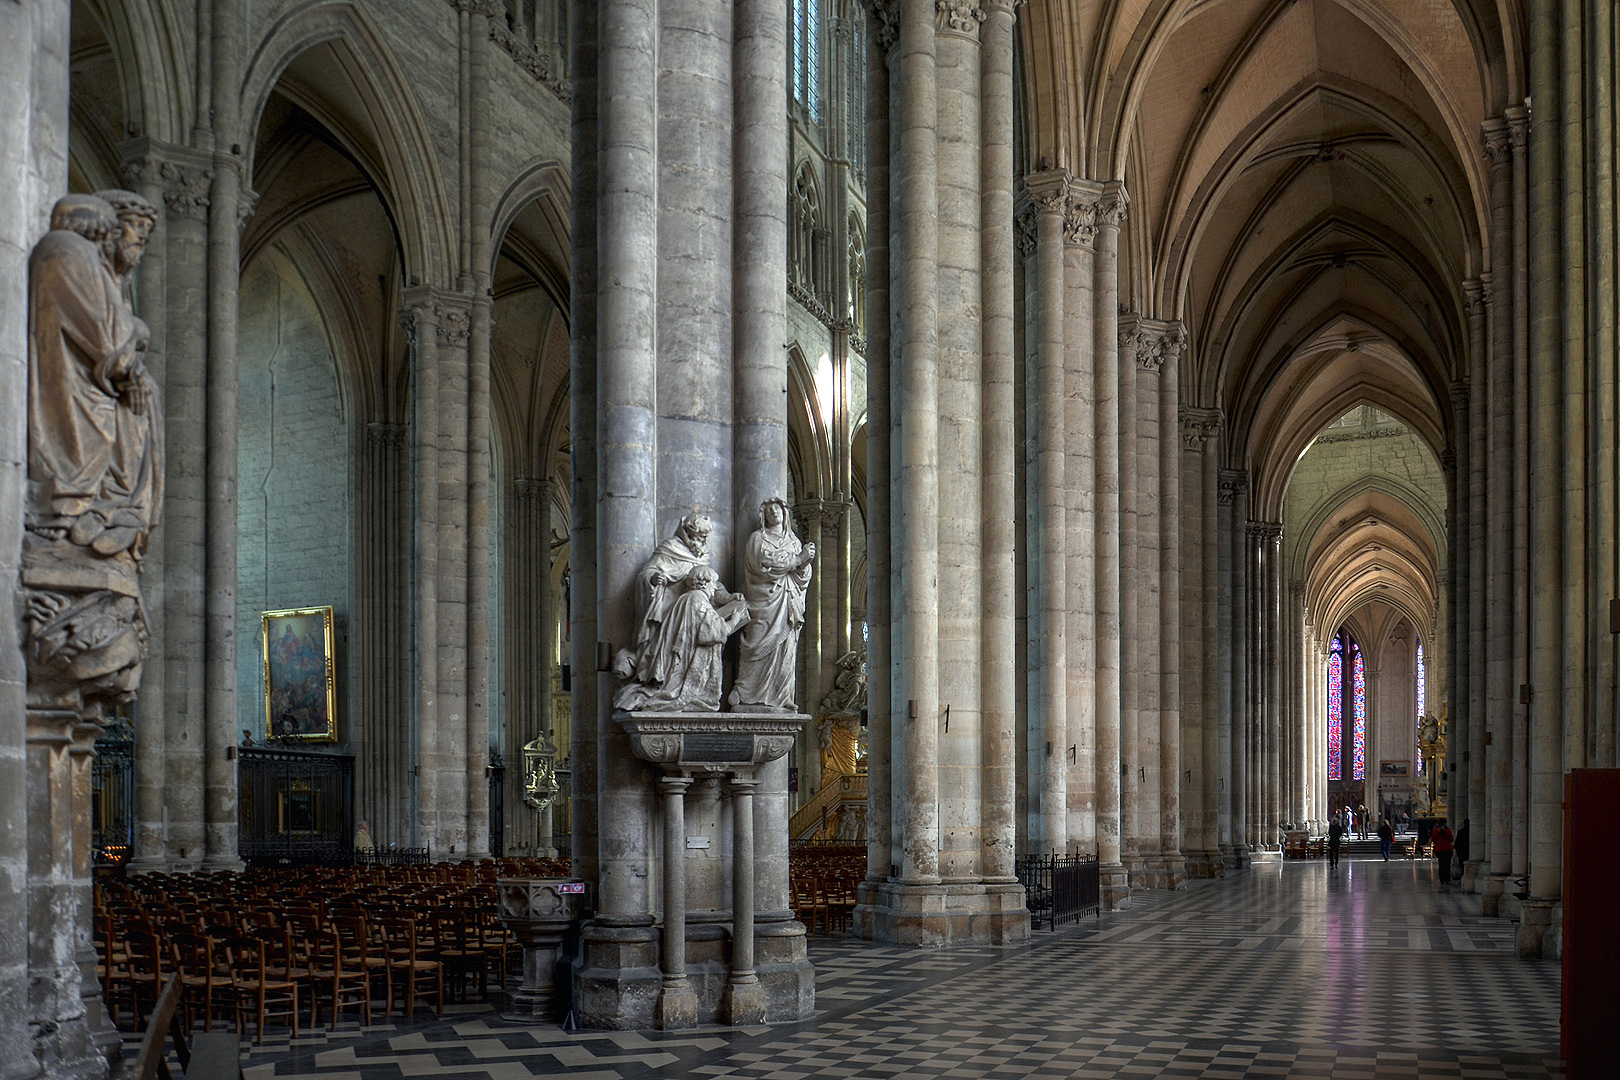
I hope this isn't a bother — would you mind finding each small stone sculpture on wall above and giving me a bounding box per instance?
[729,496,815,711]
[22,190,161,715]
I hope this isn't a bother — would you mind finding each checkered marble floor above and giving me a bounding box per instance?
[132,856,1564,1079]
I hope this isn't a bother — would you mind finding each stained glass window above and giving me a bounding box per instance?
[1352,642,1366,781]
[792,0,822,124]
[1328,635,1343,781]
[1415,638,1425,775]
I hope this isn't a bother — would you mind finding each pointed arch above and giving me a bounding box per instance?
[240,1,454,288]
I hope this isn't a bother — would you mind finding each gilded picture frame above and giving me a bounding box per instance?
[262,605,338,742]
[1379,759,1409,777]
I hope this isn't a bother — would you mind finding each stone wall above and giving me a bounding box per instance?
[236,258,353,743]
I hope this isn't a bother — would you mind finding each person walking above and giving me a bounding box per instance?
[1432,819,1455,890]
[1328,817,1344,869]
[1453,818,1470,882]
[1377,819,1394,861]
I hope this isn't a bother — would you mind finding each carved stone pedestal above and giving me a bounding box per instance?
[497,878,587,1023]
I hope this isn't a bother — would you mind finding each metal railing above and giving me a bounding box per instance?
[1015,853,1100,931]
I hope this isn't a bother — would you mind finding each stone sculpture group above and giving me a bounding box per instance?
[613,499,815,714]
[23,190,162,717]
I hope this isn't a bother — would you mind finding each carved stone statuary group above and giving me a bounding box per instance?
[613,499,815,714]
[23,190,162,718]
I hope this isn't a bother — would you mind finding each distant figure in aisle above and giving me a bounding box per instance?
[1377,819,1394,861]
[1432,819,1455,889]
[1453,818,1470,881]
[1328,817,1344,869]
[1356,803,1369,839]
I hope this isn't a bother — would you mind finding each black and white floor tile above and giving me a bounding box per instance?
[130,855,1563,1079]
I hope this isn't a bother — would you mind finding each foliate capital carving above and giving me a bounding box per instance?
[868,0,900,52]
[1098,181,1129,227]
[1218,468,1248,506]
[1462,277,1486,315]
[157,160,214,221]
[1482,118,1512,166]
[367,421,408,451]
[1119,317,1186,372]
[1440,448,1457,474]
[1505,105,1528,150]
[982,0,1022,12]
[435,300,473,348]
[1064,193,1099,249]
[1015,205,1038,257]
[1023,169,1070,215]
[1450,380,1470,411]
[936,0,985,36]
[1247,521,1283,545]
[1180,407,1222,451]
[236,186,260,230]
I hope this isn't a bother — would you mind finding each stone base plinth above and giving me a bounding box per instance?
[1184,850,1223,878]
[1100,863,1131,910]
[1516,899,1559,959]
[852,881,1029,947]
[574,921,661,1030]
[1480,873,1508,917]
[755,916,814,1022]
[1461,859,1484,893]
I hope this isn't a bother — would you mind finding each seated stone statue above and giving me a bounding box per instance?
[613,565,748,712]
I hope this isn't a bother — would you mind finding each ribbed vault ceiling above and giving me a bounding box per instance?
[1021,0,1514,653]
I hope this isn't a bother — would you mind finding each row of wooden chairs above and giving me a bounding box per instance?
[96,867,529,1042]
[789,847,866,936]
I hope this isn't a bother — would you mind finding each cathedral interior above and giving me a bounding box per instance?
[1,0,1617,1078]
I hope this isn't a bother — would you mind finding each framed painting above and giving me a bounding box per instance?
[262,606,338,742]
[1380,760,1409,777]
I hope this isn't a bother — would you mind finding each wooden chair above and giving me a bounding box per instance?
[224,935,299,1043]
[377,913,442,1018]
[169,931,231,1033]
[123,929,169,1029]
[331,915,389,1019]
[430,907,488,1002]
[307,925,370,1029]
[130,973,245,1080]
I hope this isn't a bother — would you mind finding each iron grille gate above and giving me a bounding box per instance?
[91,718,136,867]
[238,746,354,866]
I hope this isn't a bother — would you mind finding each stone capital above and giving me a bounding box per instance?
[1098,180,1129,227]
[1481,117,1512,166]
[1023,169,1070,215]
[982,0,1021,13]
[1180,407,1223,451]
[1505,105,1528,150]
[868,0,900,52]
[1119,316,1186,372]
[1217,468,1247,505]
[1462,277,1486,316]
[936,0,985,37]
[119,138,216,227]
[1014,204,1037,257]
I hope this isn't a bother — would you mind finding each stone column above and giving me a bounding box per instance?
[1158,326,1185,886]
[794,502,824,711]
[1264,524,1283,847]
[358,422,412,845]
[1094,183,1128,906]
[1508,106,1531,892]
[1182,409,1221,875]
[435,295,473,858]
[200,0,247,874]
[856,1,893,924]
[894,0,941,887]
[1215,470,1238,864]
[656,775,696,1029]
[1481,117,1516,912]
[722,776,764,1024]
[1229,476,1250,861]
[1465,278,1490,888]
[1116,315,1145,879]
[402,296,441,850]
[1288,581,1307,826]
[505,478,551,856]
[934,0,982,885]
[568,0,601,895]
[1521,0,1566,954]
[7,8,99,1072]
[978,0,1019,887]
[1024,169,1067,857]
[1062,185,1095,856]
